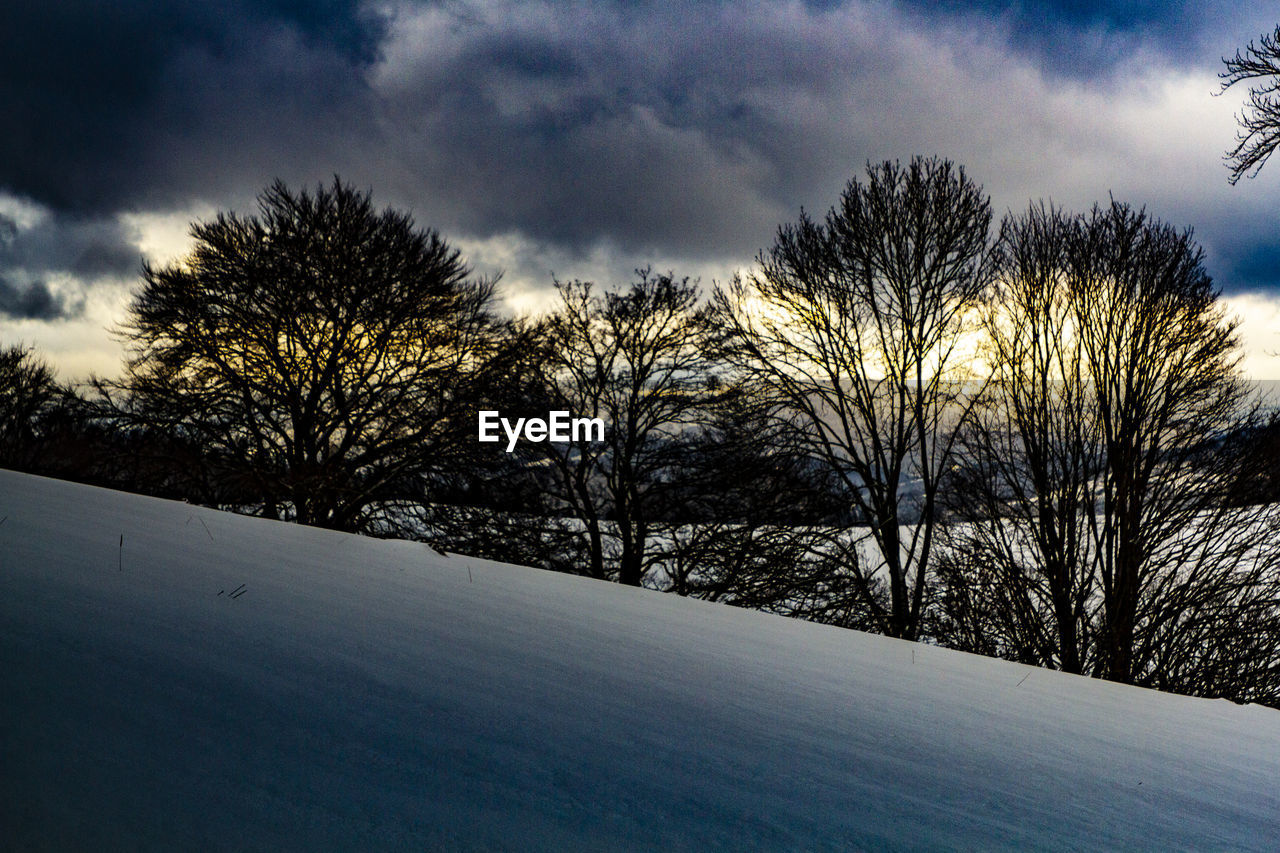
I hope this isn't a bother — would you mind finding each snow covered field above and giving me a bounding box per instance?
[2,469,1278,850]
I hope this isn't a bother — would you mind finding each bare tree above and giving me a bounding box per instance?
[406,318,595,570]
[938,200,1280,702]
[1220,25,1280,183]
[101,178,501,532]
[1072,201,1264,685]
[534,270,716,586]
[0,344,59,470]
[655,386,872,626]
[935,204,1099,674]
[716,157,993,639]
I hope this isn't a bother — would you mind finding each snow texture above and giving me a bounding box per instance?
[2,469,1278,850]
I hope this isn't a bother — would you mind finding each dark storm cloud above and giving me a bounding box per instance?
[0,277,82,321]
[0,209,132,320]
[358,0,1279,266]
[1216,241,1280,291]
[5,0,1280,375]
[3,0,1279,295]
[0,0,1257,246]
[3,0,968,261]
[0,212,140,281]
[370,1,896,257]
[896,0,1241,77]
[0,0,386,214]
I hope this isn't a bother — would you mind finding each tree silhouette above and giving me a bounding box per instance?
[533,271,716,586]
[716,157,993,639]
[937,201,1280,702]
[103,178,501,532]
[1221,25,1280,183]
[0,345,59,469]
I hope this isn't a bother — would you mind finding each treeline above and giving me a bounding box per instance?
[5,164,1280,705]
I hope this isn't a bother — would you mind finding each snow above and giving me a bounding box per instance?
[2,468,1278,850]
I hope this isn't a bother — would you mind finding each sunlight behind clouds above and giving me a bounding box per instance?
[1223,292,1280,379]
[119,206,216,268]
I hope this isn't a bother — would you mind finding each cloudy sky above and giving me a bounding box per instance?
[4,0,1280,378]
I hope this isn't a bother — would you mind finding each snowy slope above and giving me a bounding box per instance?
[2,469,1278,851]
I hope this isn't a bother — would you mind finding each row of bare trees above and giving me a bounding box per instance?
[4,166,1279,703]
[415,269,864,627]
[937,202,1280,701]
[505,158,1280,702]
